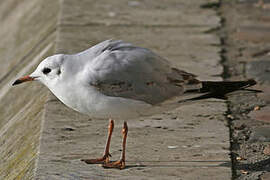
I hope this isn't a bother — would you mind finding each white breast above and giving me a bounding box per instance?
[49,81,152,119]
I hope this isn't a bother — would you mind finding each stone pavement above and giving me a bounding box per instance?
[0,0,233,179]
[220,0,270,179]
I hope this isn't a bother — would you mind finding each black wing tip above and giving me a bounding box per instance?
[246,79,257,86]
[200,79,257,93]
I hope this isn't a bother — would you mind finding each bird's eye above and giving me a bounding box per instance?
[42,67,51,74]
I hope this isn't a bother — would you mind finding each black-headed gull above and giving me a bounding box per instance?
[12,40,256,169]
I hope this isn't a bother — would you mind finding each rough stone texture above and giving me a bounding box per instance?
[0,0,58,179]
[34,0,231,179]
[261,172,270,180]
[220,0,270,179]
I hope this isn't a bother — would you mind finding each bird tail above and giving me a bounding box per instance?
[199,79,256,94]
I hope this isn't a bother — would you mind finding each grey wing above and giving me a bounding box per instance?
[87,40,201,105]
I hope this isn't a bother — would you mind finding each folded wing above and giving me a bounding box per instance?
[84,40,201,105]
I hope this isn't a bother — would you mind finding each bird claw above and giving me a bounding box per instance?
[81,153,111,164]
[102,159,125,170]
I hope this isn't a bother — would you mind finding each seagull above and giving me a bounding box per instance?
[12,40,256,169]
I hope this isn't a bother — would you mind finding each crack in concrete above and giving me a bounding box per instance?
[209,0,237,179]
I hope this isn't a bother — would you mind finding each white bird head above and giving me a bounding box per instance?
[12,54,64,87]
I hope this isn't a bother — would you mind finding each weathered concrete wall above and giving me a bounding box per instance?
[0,1,58,179]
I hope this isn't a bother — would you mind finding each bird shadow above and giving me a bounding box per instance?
[178,88,262,103]
[100,160,231,170]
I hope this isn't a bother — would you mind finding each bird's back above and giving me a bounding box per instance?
[78,40,201,105]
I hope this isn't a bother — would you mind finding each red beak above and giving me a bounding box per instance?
[12,75,35,86]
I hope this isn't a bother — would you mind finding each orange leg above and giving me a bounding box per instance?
[102,121,128,170]
[81,119,114,164]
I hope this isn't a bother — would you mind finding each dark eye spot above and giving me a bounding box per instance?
[42,67,51,74]
[57,69,61,75]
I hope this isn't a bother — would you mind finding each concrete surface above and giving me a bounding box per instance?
[0,0,235,179]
